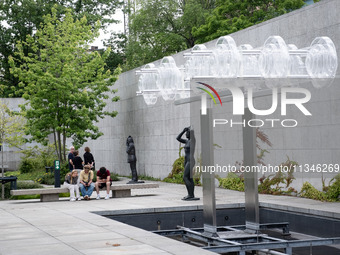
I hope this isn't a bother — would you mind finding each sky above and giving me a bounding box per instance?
[92,9,125,49]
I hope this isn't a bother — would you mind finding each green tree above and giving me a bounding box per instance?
[0,100,25,199]
[9,8,120,163]
[0,0,122,97]
[192,0,305,43]
[116,0,214,71]
[104,32,127,72]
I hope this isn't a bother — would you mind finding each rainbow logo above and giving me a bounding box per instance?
[196,82,222,106]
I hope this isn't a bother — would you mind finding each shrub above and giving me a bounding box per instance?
[92,171,97,182]
[258,157,297,195]
[163,171,184,184]
[324,174,340,201]
[168,156,185,178]
[19,144,58,174]
[300,182,327,201]
[164,156,184,184]
[218,173,245,191]
[163,156,186,184]
[163,156,201,185]
[60,162,70,178]
[19,158,35,174]
[17,181,43,189]
[218,158,298,195]
[299,174,340,202]
[36,164,69,185]
[111,172,120,181]
[0,183,11,199]
[1,181,43,200]
[36,172,55,185]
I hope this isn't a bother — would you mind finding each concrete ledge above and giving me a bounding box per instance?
[112,189,131,198]
[10,183,159,201]
[11,188,68,202]
[111,183,159,198]
[260,202,340,220]
[41,193,60,202]
[111,183,159,190]
[10,188,68,196]
[94,204,245,216]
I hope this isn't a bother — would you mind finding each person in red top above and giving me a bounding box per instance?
[95,167,112,200]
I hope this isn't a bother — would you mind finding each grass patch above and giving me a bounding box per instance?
[118,174,160,181]
[137,175,161,181]
[10,194,40,200]
[59,192,70,198]
[5,170,43,181]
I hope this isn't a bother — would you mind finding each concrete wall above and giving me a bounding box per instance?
[0,98,25,171]
[82,70,190,179]
[201,0,340,190]
[82,0,340,185]
[4,0,340,189]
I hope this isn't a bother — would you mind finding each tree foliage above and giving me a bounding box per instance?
[116,0,214,71]
[0,0,122,97]
[112,0,308,71]
[0,100,25,152]
[192,0,305,43]
[9,7,121,163]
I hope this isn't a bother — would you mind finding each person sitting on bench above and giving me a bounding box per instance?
[64,170,81,202]
[95,167,112,200]
[79,165,95,200]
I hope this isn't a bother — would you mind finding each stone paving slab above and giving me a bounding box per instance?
[0,242,83,255]
[0,180,340,255]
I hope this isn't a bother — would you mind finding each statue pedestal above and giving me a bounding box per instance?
[181,196,200,201]
[126,180,145,184]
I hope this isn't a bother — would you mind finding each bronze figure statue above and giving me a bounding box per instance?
[176,127,199,200]
[126,136,144,184]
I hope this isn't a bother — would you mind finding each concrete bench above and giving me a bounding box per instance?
[10,183,159,202]
[11,187,68,202]
[110,183,159,198]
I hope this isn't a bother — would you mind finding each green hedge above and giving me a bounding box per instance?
[0,181,43,200]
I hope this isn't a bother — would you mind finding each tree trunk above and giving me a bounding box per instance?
[63,130,66,163]
[1,142,4,200]
[57,131,62,163]
[53,130,60,161]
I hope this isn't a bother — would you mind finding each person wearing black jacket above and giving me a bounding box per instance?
[73,150,84,171]
[84,147,95,170]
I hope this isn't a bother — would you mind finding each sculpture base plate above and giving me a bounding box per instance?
[126,180,145,184]
[181,196,200,201]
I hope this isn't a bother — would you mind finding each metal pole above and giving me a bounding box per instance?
[242,107,260,232]
[1,145,4,199]
[200,107,217,237]
[54,160,60,188]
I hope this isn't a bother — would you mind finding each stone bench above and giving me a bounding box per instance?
[11,187,69,202]
[110,183,159,198]
[10,183,159,202]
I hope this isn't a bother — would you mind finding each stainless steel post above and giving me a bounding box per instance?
[242,107,260,231]
[200,107,217,237]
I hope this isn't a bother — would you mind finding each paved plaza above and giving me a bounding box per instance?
[0,179,339,255]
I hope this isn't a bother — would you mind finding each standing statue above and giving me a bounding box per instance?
[126,136,144,184]
[176,127,199,201]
